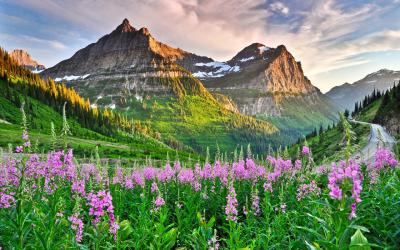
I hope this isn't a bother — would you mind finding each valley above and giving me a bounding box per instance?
[1,6,400,249]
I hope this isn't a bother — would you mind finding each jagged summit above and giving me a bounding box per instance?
[230,43,271,62]
[9,49,45,72]
[113,18,136,33]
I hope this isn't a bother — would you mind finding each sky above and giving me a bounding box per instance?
[1,0,400,93]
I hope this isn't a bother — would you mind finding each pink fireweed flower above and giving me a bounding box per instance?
[192,181,201,192]
[15,146,23,153]
[178,169,195,184]
[294,159,302,170]
[0,192,15,208]
[131,170,144,188]
[314,165,329,175]
[263,182,273,193]
[251,189,261,216]
[113,167,124,185]
[275,203,287,213]
[374,148,398,169]
[22,130,29,141]
[154,196,165,207]
[281,203,287,213]
[143,167,158,181]
[71,179,85,196]
[86,190,118,238]
[243,206,248,216]
[200,162,213,179]
[158,163,175,182]
[349,203,357,220]
[81,164,102,183]
[296,180,321,201]
[151,182,159,193]
[68,214,84,243]
[328,160,363,219]
[173,160,181,173]
[302,146,310,155]
[225,185,238,222]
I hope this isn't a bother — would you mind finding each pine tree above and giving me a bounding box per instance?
[344,109,350,118]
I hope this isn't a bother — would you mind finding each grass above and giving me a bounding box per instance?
[355,99,382,123]
[290,122,371,164]
[0,81,197,163]
[120,95,279,155]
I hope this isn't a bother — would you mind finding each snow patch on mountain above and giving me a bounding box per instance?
[55,74,90,82]
[258,46,271,53]
[239,56,254,62]
[32,69,44,74]
[194,61,240,78]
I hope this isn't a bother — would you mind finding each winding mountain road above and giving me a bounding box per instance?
[351,120,396,163]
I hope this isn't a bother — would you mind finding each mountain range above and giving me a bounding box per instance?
[326,69,400,111]
[41,18,339,152]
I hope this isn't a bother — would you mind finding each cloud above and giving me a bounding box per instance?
[4,0,400,90]
[270,2,289,15]
[20,35,66,49]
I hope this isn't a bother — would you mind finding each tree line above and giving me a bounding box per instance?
[0,47,155,138]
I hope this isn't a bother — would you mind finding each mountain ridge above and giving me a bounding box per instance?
[41,18,338,150]
[326,69,400,111]
[42,18,279,154]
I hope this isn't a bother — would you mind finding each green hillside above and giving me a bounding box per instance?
[66,74,281,155]
[354,83,400,157]
[0,48,196,163]
[0,78,196,162]
[289,116,370,164]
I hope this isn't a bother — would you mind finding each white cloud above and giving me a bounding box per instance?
[5,0,400,91]
[20,35,66,49]
[270,2,289,15]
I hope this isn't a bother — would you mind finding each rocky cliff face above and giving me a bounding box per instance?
[42,18,338,141]
[326,69,400,111]
[42,19,214,103]
[177,42,337,123]
[9,49,45,72]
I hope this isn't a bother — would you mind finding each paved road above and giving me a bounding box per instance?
[351,120,396,163]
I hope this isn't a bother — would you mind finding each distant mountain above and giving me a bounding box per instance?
[42,18,278,154]
[355,82,400,137]
[326,69,400,111]
[9,49,45,73]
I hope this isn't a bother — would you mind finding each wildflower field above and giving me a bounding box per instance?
[0,116,399,249]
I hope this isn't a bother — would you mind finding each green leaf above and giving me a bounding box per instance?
[349,229,371,250]
[304,240,319,250]
[348,225,370,233]
[119,220,134,240]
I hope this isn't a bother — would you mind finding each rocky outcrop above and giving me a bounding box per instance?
[188,43,337,123]
[9,49,45,72]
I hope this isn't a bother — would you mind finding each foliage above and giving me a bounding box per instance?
[0,124,399,249]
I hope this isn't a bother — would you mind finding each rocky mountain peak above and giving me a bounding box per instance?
[230,43,272,62]
[139,27,150,36]
[113,18,136,34]
[9,49,45,72]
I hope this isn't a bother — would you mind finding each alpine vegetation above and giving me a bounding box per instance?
[0,114,399,249]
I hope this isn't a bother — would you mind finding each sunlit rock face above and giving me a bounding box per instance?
[9,49,45,72]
